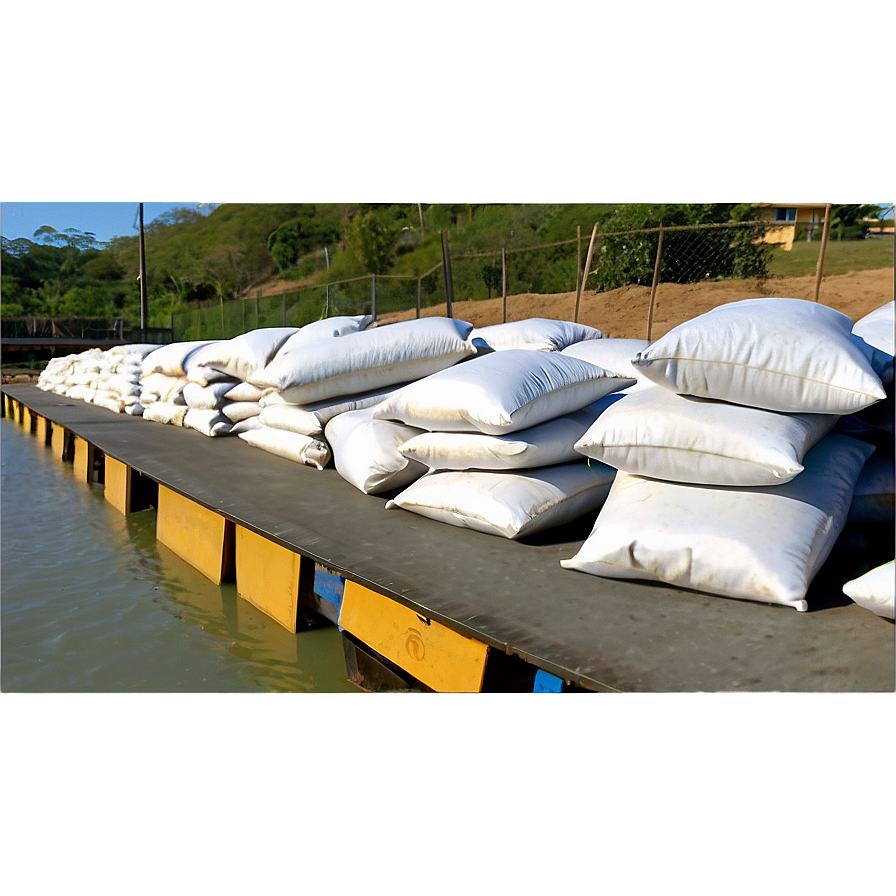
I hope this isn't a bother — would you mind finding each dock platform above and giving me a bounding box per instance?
[3,384,893,692]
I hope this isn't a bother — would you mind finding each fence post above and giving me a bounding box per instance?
[576,225,582,301]
[255,293,259,328]
[502,247,507,323]
[416,277,422,319]
[324,246,330,316]
[440,230,455,318]
[281,293,286,326]
[813,203,832,302]
[575,223,599,324]
[371,274,377,319]
[646,221,664,341]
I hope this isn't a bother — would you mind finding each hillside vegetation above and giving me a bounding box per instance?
[2,203,890,330]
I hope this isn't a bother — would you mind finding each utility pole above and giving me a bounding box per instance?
[138,203,148,333]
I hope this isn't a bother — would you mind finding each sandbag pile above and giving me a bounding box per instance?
[92,343,160,414]
[561,297,890,612]
[373,347,636,538]
[139,340,218,426]
[242,317,475,470]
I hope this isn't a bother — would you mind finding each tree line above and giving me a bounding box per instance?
[2,203,885,328]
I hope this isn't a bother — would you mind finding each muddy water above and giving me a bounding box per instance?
[1,417,356,692]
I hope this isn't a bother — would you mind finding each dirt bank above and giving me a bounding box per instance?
[376,267,894,339]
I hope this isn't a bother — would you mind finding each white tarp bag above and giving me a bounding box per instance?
[374,349,635,434]
[183,380,239,410]
[221,401,261,423]
[273,315,375,354]
[143,341,219,377]
[183,408,234,437]
[847,454,895,523]
[470,318,606,352]
[258,383,407,438]
[386,461,618,540]
[139,373,188,406]
[188,327,299,383]
[573,384,838,486]
[561,434,875,611]
[249,317,476,403]
[842,560,895,619]
[142,401,188,426]
[398,400,611,471]
[324,407,428,495]
[632,298,886,414]
[238,424,331,470]
[184,365,243,387]
[229,416,263,435]
[224,381,266,402]
[852,301,894,384]
[561,338,652,387]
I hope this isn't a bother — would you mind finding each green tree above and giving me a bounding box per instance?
[346,209,404,274]
[830,204,882,240]
[481,260,502,298]
[267,216,341,272]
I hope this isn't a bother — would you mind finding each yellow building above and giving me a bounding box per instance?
[754,203,829,251]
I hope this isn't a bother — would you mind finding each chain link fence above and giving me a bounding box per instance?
[171,218,867,341]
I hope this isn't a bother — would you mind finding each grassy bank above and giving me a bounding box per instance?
[769,236,894,277]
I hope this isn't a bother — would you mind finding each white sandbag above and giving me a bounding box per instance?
[399,400,610,471]
[273,315,375,354]
[632,297,887,414]
[238,424,331,470]
[142,401,188,426]
[561,338,651,386]
[385,461,618,540]
[187,327,298,383]
[573,385,838,486]
[224,381,266,402]
[249,317,476,403]
[324,407,428,495]
[139,373,188,405]
[853,301,894,354]
[183,408,234,437]
[852,301,894,384]
[221,401,261,423]
[471,318,606,352]
[183,380,239,410]
[259,383,407,438]
[842,560,895,619]
[847,455,895,523]
[561,434,875,611]
[124,403,144,416]
[373,349,635,435]
[229,415,264,435]
[142,340,219,377]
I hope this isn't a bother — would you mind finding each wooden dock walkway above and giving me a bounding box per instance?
[3,384,893,692]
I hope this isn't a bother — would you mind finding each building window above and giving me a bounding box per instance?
[776,207,797,222]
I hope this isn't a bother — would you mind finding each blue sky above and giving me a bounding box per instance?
[0,202,217,246]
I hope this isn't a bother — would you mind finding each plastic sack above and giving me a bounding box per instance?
[399,400,611,471]
[183,380,239,410]
[273,315,375,355]
[188,327,298,383]
[238,424,331,470]
[142,401,188,426]
[852,301,894,384]
[183,408,234,437]
[470,318,605,352]
[221,401,261,423]
[324,407,428,495]
[224,381,266,402]
[561,434,875,611]
[385,460,617,540]
[573,385,838,486]
[633,298,886,414]
[143,341,219,378]
[259,383,407,438]
[561,337,651,385]
[842,560,895,619]
[248,317,476,403]
[374,349,635,435]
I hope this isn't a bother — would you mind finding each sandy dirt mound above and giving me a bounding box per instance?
[376,268,894,339]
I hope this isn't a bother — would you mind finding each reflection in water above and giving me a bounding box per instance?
[1,418,355,693]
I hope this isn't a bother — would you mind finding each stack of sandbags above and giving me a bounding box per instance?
[54,348,104,402]
[139,340,218,426]
[561,297,887,611]
[38,353,80,394]
[371,348,635,538]
[242,317,475,470]
[91,344,160,414]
